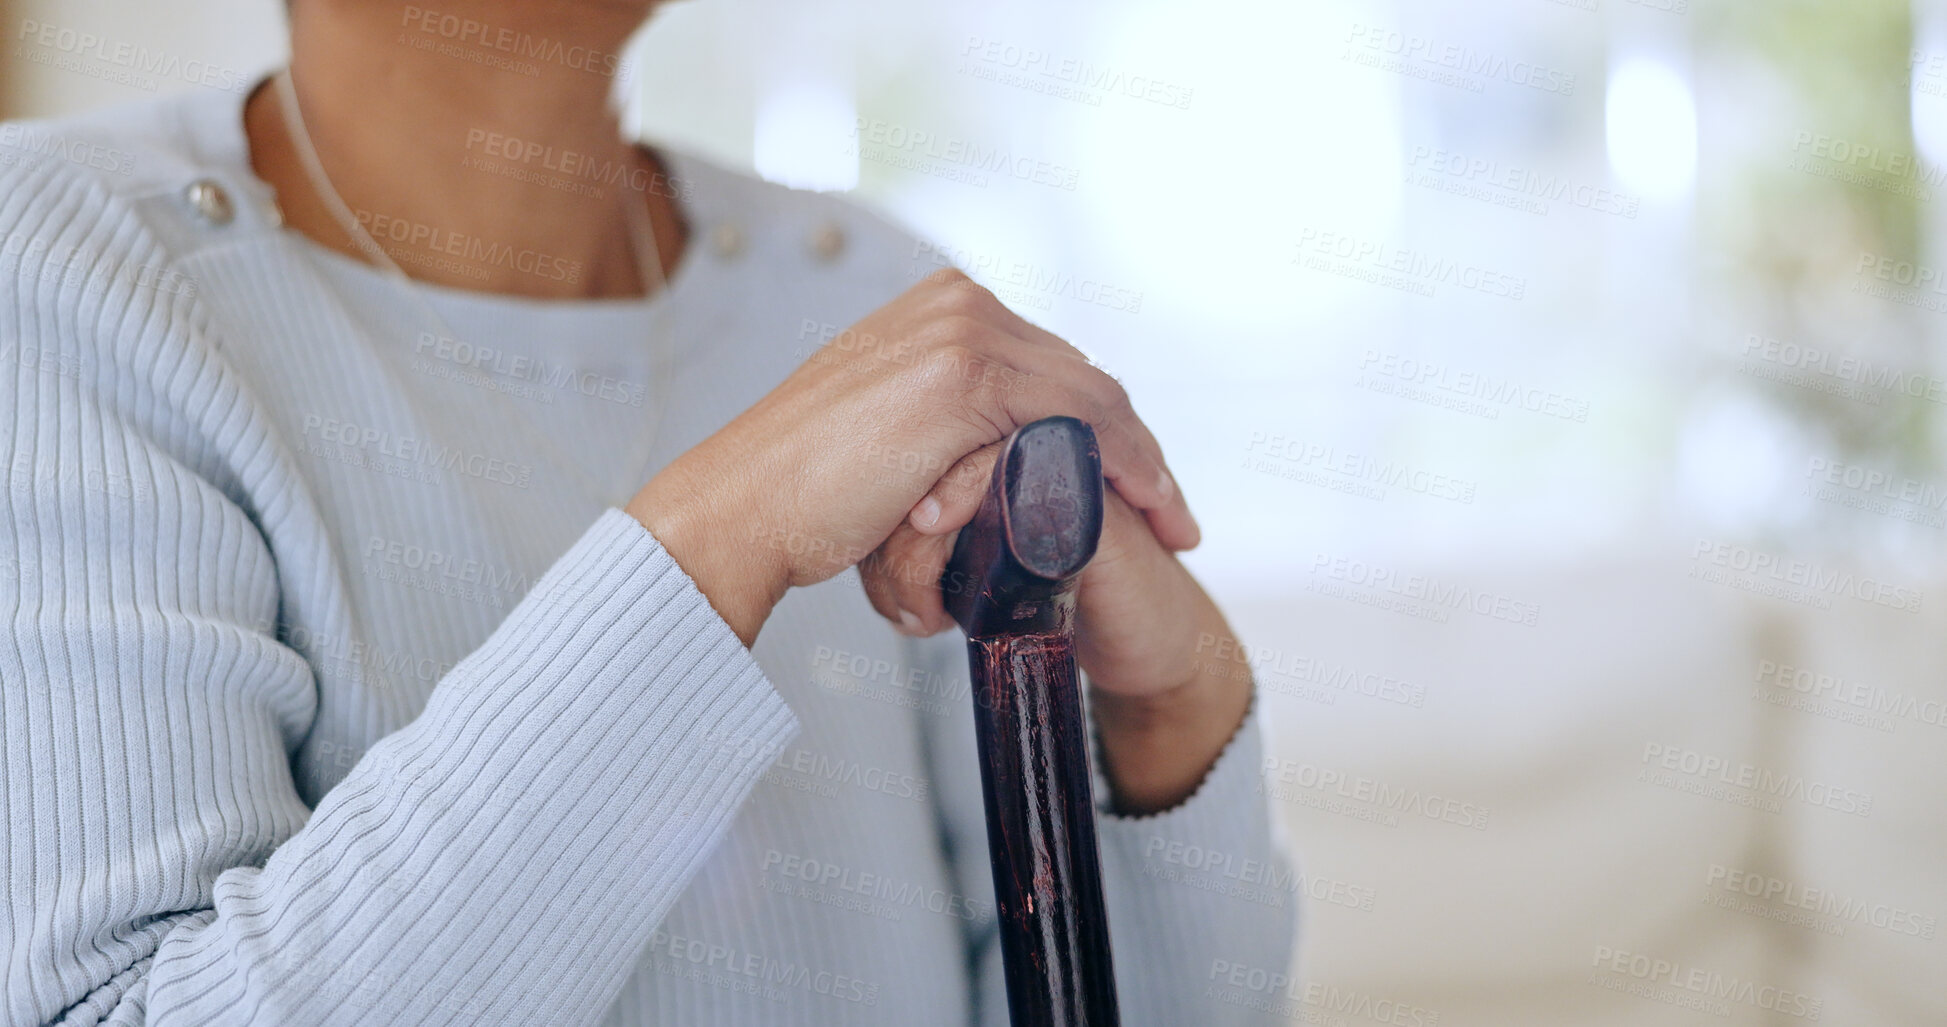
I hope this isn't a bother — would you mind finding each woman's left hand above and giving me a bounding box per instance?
[859,446,1254,814]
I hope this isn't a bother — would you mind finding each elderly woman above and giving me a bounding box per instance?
[0,1,1292,1024]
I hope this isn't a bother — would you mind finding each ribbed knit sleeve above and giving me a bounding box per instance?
[1090,695,1298,1027]
[1,158,799,1026]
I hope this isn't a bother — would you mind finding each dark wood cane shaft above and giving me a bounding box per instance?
[942,416,1120,1027]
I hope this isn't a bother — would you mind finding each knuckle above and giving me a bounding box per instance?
[924,266,972,290]
[932,315,989,349]
[870,543,919,588]
[946,456,992,495]
[859,551,900,596]
[1092,369,1133,414]
[930,275,999,318]
[1076,390,1112,427]
[915,343,981,392]
[942,388,1010,444]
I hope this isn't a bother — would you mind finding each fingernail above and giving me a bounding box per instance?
[897,608,924,633]
[1156,468,1175,500]
[911,496,942,530]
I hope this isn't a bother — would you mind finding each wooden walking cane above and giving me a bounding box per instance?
[940,415,1121,1027]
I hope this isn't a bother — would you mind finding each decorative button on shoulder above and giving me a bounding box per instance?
[809,222,846,263]
[184,179,234,226]
[710,222,745,259]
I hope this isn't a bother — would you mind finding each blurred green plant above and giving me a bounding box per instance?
[1698,0,1934,488]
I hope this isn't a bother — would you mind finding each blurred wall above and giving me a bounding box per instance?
[0,0,284,119]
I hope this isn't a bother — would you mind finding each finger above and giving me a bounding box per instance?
[971,370,1200,551]
[917,413,1197,558]
[908,442,1002,535]
[934,315,1197,551]
[921,272,1144,461]
[925,318,1135,434]
[1002,348,1198,550]
[919,323,1195,547]
[897,288,1199,549]
[859,524,957,636]
[921,268,1088,360]
[857,544,914,633]
[887,522,958,634]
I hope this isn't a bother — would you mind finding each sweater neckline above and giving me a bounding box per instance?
[191,72,715,318]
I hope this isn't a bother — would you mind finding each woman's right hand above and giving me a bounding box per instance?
[625,269,1198,646]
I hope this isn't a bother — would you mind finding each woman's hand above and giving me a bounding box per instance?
[626,270,1198,647]
[858,435,1254,815]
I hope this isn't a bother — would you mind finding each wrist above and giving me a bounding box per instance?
[627,475,784,648]
[1087,583,1244,726]
[1092,644,1249,756]
[1089,607,1253,815]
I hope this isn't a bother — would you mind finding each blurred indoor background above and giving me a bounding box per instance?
[5,0,1942,1022]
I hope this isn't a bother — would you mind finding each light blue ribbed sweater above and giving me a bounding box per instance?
[0,83,1295,1027]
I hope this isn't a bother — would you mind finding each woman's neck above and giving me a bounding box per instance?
[246,0,683,299]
